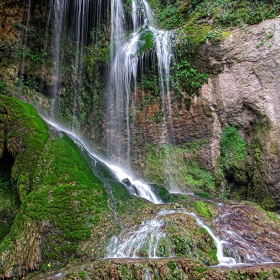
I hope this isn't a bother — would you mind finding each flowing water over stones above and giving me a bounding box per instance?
[104,201,280,267]
[214,202,280,264]
[106,219,171,258]
[106,208,236,265]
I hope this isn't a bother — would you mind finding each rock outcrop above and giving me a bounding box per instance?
[201,18,280,208]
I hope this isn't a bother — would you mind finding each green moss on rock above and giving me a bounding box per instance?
[0,94,50,201]
[142,143,216,193]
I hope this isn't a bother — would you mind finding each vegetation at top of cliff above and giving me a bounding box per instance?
[149,0,280,47]
[149,0,280,29]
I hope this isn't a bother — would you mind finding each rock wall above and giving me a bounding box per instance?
[200,18,280,208]
[126,18,280,209]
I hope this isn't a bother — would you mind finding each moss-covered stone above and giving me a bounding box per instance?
[0,94,49,199]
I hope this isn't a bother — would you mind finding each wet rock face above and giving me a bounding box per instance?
[129,90,220,178]
[214,201,280,263]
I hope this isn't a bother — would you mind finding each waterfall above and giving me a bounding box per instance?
[49,0,67,120]
[105,219,171,258]
[45,0,105,127]
[18,0,32,90]
[106,208,237,264]
[71,0,90,130]
[107,0,174,167]
[14,0,280,273]
[42,117,163,205]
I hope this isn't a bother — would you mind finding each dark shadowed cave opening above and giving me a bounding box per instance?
[0,147,20,241]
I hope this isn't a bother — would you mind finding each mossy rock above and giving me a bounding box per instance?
[0,94,50,201]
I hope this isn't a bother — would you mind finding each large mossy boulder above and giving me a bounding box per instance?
[0,94,111,278]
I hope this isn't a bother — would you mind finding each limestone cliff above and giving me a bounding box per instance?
[200,18,280,208]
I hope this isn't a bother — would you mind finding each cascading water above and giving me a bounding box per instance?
[107,0,175,168]
[45,0,66,119]
[106,207,237,264]
[71,0,90,130]
[44,0,105,128]
[42,118,163,205]
[19,0,32,85]
[106,219,171,258]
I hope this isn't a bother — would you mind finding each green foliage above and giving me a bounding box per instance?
[173,60,209,96]
[191,0,279,27]
[150,0,280,49]
[138,28,154,53]
[256,41,264,48]
[150,184,170,203]
[0,82,7,95]
[205,28,223,43]
[220,126,247,170]
[172,235,193,256]
[85,29,110,66]
[194,191,210,199]
[0,174,19,241]
[181,21,212,47]
[142,143,216,193]
[190,201,212,220]
[168,215,218,266]
[9,133,108,263]
[167,261,185,279]
[149,0,188,29]
[79,271,87,280]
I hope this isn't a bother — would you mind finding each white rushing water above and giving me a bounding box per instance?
[48,0,67,119]
[157,209,236,265]
[188,213,236,265]
[106,219,171,258]
[42,117,163,204]
[107,0,174,166]
[107,207,236,264]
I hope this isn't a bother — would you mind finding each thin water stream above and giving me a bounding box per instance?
[106,208,236,265]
